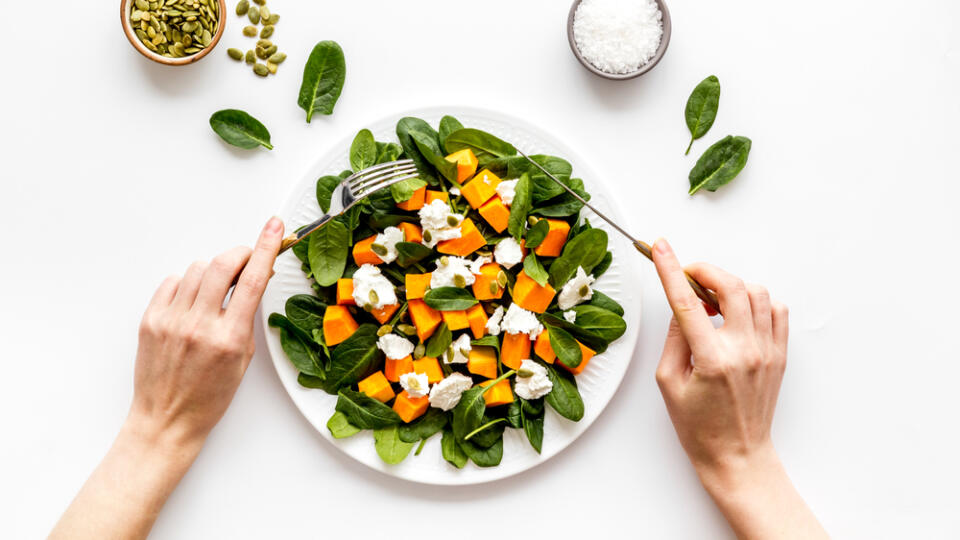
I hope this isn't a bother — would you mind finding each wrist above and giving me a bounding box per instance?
[119,409,207,471]
[694,441,784,502]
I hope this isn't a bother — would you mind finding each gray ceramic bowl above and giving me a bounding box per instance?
[567,0,672,80]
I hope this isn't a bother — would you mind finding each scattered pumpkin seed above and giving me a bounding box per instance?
[371,243,388,257]
[266,13,279,24]
[242,25,257,36]
[267,52,286,64]
[578,285,590,297]
[260,25,274,38]
[256,39,272,49]
[453,275,467,288]
[247,6,259,23]
[252,0,265,4]
[235,0,249,15]
[260,5,271,21]
[446,215,460,227]
[135,0,149,10]
[397,324,417,336]
[489,282,499,295]
[368,290,380,305]
[422,230,433,243]
[528,216,540,226]
[266,61,278,74]
[413,343,426,359]
[496,271,508,287]
[255,46,267,59]
[245,49,255,63]
[440,256,450,267]
[377,325,393,337]
[263,44,277,57]
[446,349,455,362]
[253,62,268,76]
[517,368,535,378]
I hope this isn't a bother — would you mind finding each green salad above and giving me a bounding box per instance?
[269,115,627,468]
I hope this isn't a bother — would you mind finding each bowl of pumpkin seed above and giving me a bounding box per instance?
[121,0,227,65]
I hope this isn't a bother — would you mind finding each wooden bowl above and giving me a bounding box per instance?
[567,0,672,80]
[121,0,227,66]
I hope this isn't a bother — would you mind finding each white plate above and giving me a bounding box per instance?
[261,106,641,485]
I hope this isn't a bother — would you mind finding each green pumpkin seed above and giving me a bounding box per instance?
[182,33,193,45]
[266,13,279,24]
[260,6,270,20]
[578,285,590,297]
[517,368,535,378]
[135,0,149,10]
[255,46,267,59]
[377,325,393,337]
[413,343,426,359]
[184,46,201,53]
[266,61,278,74]
[245,49,255,63]
[397,324,417,337]
[453,275,467,288]
[446,215,460,227]
[264,44,277,57]
[260,25,274,38]
[496,271,508,288]
[256,39,272,48]
[368,290,380,305]
[445,349,455,362]
[440,256,450,267]
[253,62,268,76]
[242,25,257,36]
[252,0,265,4]
[528,216,539,226]
[489,282,499,295]
[422,230,433,243]
[227,47,243,60]
[235,0,248,15]
[247,6,259,23]
[267,51,286,64]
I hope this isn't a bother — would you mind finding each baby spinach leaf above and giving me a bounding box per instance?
[269,314,324,377]
[520,400,545,453]
[571,305,627,342]
[308,218,349,287]
[390,177,427,203]
[547,324,582,369]
[548,228,608,288]
[589,290,624,316]
[395,242,433,268]
[369,213,415,230]
[453,371,514,442]
[424,323,452,358]
[438,115,464,152]
[461,436,503,467]
[396,117,439,186]
[336,388,401,429]
[424,287,478,311]
[316,175,341,213]
[688,135,751,195]
[410,130,459,183]
[327,411,361,439]
[507,173,533,241]
[209,109,273,150]
[298,40,346,122]
[441,426,468,468]
[321,324,382,393]
[524,219,550,249]
[285,295,326,335]
[533,178,590,217]
[523,253,549,287]
[375,141,403,164]
[398,408,448,443]
[471,335,500,352]
[350,129,377,172]
[506,401,523,428]
[592,251,613,278]
[489,155,573,203]
[443,128,517,167]
[467,416,506,448]
[540,313,608,354]
[298,373,325,388]
[685,75,721,155]
[542,361,584,421]
[374,425,415,464]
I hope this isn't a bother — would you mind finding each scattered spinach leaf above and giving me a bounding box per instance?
[548,228,608,287]
[507,173,533,240]
[307,218,349,287]
[470,335,500,351]
[542,361,584,421]
[547,324,582,369]
[592,251,613,279]
[374,425,415,464]
[327,411,361,439]
[424,287,478,311]
[506,401,523,428]
[398,408,448,443]
[390,177,427,203]
[589,290,624,316]
[268,314,324,377]
[349,129,377,172]
[523,253,549,287]
[424,322,452,357]
[460,436,503,467]
[533,177,590,217]
[443,128,517,167]
[466,416,506,448]
[395,241,433,268]
[284,295,326,335]
[524,219,550,249]
[320,324,382,394]
[688,135,752,195]
[298,40,346,122]
[520,399,545,453]
[438,115,464,152]
[685,75,721,155]
[315,175,340,213]
[335,388,401,429]
[410,130,459,183]
[396,117,440,186]
[209,109,273,150]
[441,426,468,468]
[298,372,325,388]
[375,141,403,164]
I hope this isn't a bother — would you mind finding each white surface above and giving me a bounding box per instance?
[261,107,642,485]
[1,0,959,537]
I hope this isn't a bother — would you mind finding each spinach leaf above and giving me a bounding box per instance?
[424,322,452,357]
[298,40,346,122]
[471,335,500,351]
[285,295,326,335]
[685,75,721,155]
[350,129,377,172]
[589,290,624,316]
[592,251,613,278]
[441,426,468,468]
[489,155,573,203]
[547,324,582,369]
[540,313,608,354]
[524,219,550,249]
[298,373,325,388]
[398,408,448,443]
[548,228,608,287]
[369,213,415,230]
[452,385,488,442]
[438,115,464,152]
[467,416,506,448]
[443,128,517,167]
[335,388,401,429]
[533,178,590,217]
[506,401,523,428]
[571,305,627,342]
[320,324,382,393]
[326,411,361,439]
[268,314,324,377]
[523,253,549,287]
[396,117,439,186]
[424,287,478,311]
[395,242,433,268]
[307,218,349,287]
[542,361,584,421]
[507,173,533,241]
[520,399,545,453]
[375,141,403,164]
[688,135,752,195]
[374,425,415,464]
[209,109,273,150]
[316,175,340,213]
[390,177,427,203]
[410,130,459,183]
[461,436,503,467]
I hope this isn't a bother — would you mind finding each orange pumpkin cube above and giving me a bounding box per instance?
[533,329,555,364]
[472,262,504,301]
[461,169,501,208]
[478,196,511,233]
[371,303,399,324]
[393,390,430,423]
[412,356,444,383]
[437,218,487,257]
[445,149,479,183]
[556,342,597,376]
[358,371,396,403]
[468,347,498,378]
[398,222,423,244]
[479,379,514,407]
[336,278,356,306]
[352,234,384,266]
[405,273,432,300]
[441,310,470,331]
[465,304,488,339]
[512,270,557,313]
[534,218,571,257]
[501,332,531,370]
[323,305,359,346]
[396,186,426,211]
[384,355,414,382]
[408,299,443,341]
[425,190,449,204]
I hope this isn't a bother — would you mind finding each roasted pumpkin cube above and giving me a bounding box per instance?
[405,273,432,300]
[425,190,449,204]
[323,305,359,346]
[465,304,488,339]
[501,332,531,370]
[533,329,555,363]
[478,196,510,233]
[437,218,486,257]
[468,347,498,378]
[408,299,443,341]
[353,234,384,266]
[393,390,430,423]
[398,222,423,244]
[412,356,444,383]
[396,186,426,211]
[512,270,556,313]
[371,303,399,324]
[472,262,504,301]
[441,310,470,331]
[534,218,571,257]
[358,371,396,403]
[384,355,414,382]
[479,379,514,407]
[336,278,356,306]
[461,169,501,208]
[445,149,479,183]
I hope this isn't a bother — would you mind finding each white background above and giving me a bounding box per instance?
[1,0,958,538]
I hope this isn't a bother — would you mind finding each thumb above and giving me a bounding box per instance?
[655,316,691,396]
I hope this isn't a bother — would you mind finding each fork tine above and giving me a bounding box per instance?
[353,172,421,200]
[350,165,418,191]
[344,160,415,187]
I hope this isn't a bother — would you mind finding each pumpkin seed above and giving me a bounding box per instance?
[263,44,277,57]
[260,25,273,38]
[446,215,460,227]
[256,39,272,49]
[255,46,267,59]
[488,282,499,295]
[517,368,535,378]
[413,343,426,359]
[496,271,508,287]
[252,0,265,4]
[242,25,257,36]
[407,377,423,391]
[578,285,590,297]
[440,256,449,267]
[445,349,455,362]
[422,230,433,243]
[136,0,149,10]
[266,13,279,24]
[371,243,388,257]
[377,325,393,337]
[247,6,259,23]
[267,52,286,64]
[528,216,539,226]
[253,62,268,76]
[260,5,271,20]
[453,275,467,288]
[227,47,243,60]
[368,290,380,305]
[245,49,255,63]
[235,0,248,15]
[397,324,417,336]
[266,61,278,74]
[184,46,201,53]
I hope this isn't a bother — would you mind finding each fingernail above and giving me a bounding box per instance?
[654,237,672,255]
[265,216,283,234]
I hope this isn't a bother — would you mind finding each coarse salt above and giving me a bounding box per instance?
[573,0,663,75]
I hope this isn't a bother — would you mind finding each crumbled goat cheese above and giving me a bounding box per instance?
[431,256,476,289]
[352,264,397,310]
[495,179,519,206]
[377,333,415,360]
[418,199,462,248]
[558,266,595,310]
[469,255,492,275]
[372,226,405,264]
[450,187,461,197]
[399,371,430,398]
[429,373,474,411]
[494,237,524,269]
[444,333,472,364]
[486,306,505,336]
[515,359,553,400]
[563,310,578,324]
[573,0,663,75]
[502,303,544,340]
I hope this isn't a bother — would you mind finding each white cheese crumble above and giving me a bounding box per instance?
[429,373,474,411]
[444,333,472,364]
[502,303,544,340]
[486,305,505,336]
[563,310,577,323]
[430,256,476,289]
[515,359,553,400]
[376,333,414,360]
[372,226,404,264]
[469,254,492,275]
[573,0,663,75]
[418,199,462,248]
[494,237,524,269]
[352,264,397,310]
[450,187,461,197]
[399,371,430,398]
[558,266,595,310]
[495,179,519,206]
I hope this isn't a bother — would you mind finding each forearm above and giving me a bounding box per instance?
[696,444,828,540]
[49,412,205,540]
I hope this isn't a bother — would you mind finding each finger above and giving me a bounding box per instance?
[147,275,181,312]
[652,239,718,357]
[656,316,691,395]
[171,261,208,311]
[746,284,773,339]
[227,217,284,324]
[195,246,253,313]
[771,301,789,352]
[684,262,753,331]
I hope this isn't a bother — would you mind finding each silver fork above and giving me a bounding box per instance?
[279,159,418,253]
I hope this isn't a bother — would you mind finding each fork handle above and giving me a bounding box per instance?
[278,213,336,255]
[279,233,301,254]
[632,240,722,315]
